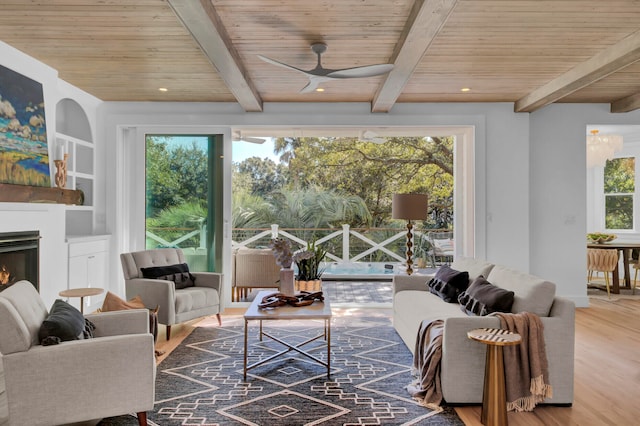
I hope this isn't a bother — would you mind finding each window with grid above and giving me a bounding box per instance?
[604,157,635,230]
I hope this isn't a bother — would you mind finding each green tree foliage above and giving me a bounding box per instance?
[235,156,289,197]
[146,136,208,217]
[273,136,453,227]
[146,200,207,248]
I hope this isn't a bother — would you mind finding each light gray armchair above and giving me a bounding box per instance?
[0,280,155,426]
[120,248,223,340]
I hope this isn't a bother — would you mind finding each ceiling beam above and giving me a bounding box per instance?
[371,0,458,113]
[515,29,640,113]
[611,91,640,113]
[167,0,263,112]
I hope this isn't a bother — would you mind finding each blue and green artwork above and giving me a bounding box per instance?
[0,64,50,186]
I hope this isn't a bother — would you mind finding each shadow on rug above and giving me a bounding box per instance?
[100,315,463,425]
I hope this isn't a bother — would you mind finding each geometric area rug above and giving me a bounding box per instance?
[100,315,464,425]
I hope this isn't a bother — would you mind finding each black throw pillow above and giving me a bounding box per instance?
[141,263,196,289]
[457,275,515,316]
[427,265,470,303]
[39,299,86,345]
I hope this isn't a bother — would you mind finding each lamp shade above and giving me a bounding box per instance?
[392,193,428,220]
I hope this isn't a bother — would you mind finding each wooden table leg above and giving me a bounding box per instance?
[243,319,248,380]
[622,248,632,289]
[482,345,509,426]
[326,318,331,379]
[612,262,621,294]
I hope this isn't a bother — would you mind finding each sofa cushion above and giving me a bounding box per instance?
[450,257,495,280]
[141,263,196,289]
[427,265,470,303]
[486,265,556,316]
[458,276,515,316]
[38,299,86,345]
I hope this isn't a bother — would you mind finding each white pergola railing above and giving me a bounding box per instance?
[147,223,436,264]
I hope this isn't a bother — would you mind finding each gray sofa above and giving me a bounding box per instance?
[393,257,575,405]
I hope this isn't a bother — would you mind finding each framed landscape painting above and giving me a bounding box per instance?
[0,64,50,187]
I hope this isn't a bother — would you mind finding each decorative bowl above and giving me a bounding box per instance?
[587,233,616,244]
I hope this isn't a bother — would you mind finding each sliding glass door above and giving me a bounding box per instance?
[144,134,223,272]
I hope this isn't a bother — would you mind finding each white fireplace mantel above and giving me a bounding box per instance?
[0,203,68,307]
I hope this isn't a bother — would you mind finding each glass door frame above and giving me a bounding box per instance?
[116,125,233,304]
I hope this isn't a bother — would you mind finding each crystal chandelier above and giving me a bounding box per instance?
[586,129,623,168]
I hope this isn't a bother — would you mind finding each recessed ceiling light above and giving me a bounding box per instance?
[460,87,471,92]
[315,88,325,92]
[158,87,168,92]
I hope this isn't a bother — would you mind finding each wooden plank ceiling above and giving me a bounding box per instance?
[0,0,639,113]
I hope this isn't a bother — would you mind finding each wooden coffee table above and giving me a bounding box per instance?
[243,290,332,380]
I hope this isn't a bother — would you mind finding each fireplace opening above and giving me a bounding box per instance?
[0,231,40,291]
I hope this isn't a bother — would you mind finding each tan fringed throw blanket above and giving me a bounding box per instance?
[493,312,553,412]
[406,319,444,410]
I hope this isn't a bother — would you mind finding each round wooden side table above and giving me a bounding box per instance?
[59,287,104,314]
[468,327,522,426]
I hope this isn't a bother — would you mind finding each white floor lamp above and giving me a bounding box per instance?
[392,193,428,275]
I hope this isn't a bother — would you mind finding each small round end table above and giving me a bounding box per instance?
[468,327,522,426]
[59,287,104,314]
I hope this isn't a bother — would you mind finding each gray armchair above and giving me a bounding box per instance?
[0,280,155,426]
[120,248,223,340]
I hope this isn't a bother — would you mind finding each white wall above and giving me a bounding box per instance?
[530,104,640,307]
[0,42,103,310]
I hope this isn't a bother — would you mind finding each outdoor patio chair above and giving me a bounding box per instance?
[427,231,454,267]
[232,247,281,301]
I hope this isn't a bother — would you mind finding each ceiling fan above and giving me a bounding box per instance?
[232,131,266,144]
[258,42,394,93]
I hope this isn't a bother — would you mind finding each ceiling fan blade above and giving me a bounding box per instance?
[300,80,318,94]
[240,137,266,144]
[360,130,386,144]
[257,55,308,75]
[232,131,266,144]
[299,76,330,93]
[327,63,394,79]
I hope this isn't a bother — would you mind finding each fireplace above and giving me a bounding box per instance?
[0,231,40,291]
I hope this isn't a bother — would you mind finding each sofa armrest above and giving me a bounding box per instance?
[392,274,433,294]
[439,299,576,404]
[3,334,156,425]
[85,309,150,337]
[125,278,175,323]
[192,272,222,292]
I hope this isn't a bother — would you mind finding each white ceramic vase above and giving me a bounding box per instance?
[279,267,295,296]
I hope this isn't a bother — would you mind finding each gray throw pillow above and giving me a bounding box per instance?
[427,265,470,303]
[458,275,515,316]
[39,299,86,345]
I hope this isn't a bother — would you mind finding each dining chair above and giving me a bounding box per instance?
[586,248,618,298]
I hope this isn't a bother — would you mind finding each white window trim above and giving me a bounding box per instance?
[589,148,640,235]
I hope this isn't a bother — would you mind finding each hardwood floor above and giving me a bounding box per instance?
[456,297,640,426]
[155,298,640,426]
